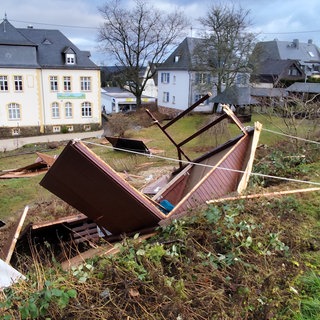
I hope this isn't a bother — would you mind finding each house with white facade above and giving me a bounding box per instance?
[0,17,101,137]
[157,37,217,114]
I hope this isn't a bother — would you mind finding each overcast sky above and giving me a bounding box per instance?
[2,0,320,65]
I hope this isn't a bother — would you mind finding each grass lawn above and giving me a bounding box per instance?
[0,111,319,319]
[0,111,318,221]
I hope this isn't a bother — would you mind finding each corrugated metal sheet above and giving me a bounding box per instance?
[153,133,252,217]
[40,141,166,235]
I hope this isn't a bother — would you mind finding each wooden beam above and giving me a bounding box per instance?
[222,104,247,134]
[206,187,320,204]
[5,206,29,264]
[61,232,157,270]
[237,121,262,193]
[162,92,212,129]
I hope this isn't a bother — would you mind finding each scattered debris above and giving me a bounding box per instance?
[0,152,56,179]
[105,136,150,154]
[0,258,25,289]
[2,97,265,264]
[39,98,261,236]
[0,206,29,263]
[40,140,166,235]
[61,232,156,270]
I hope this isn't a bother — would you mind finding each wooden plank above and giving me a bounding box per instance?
[61,232,157,270]
[32,214,88,229]
[237,121,262,193]
[207,187,320,204]
[71,222,98,233]
[222,104,247,134]
[5,206,29,264]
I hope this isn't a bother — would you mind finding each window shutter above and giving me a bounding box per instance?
[195,73,199,84]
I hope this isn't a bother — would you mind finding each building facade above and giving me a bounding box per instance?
[0,17,101,137]
[157,37,217,114]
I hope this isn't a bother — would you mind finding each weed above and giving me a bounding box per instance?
[0,279,77,319]
[296,272,320,320]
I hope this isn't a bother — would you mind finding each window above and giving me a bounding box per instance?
[80,77,91,91]
[14,76,23,91]
[236,74,248,85]
[52,102,60,118]
[50,76,58,91]
[66,53,76,65]
[174,55,180,63]
[195,94,208,105]
[63,76,71,91]
[0,76,8,91]
[196,73,209,84]
[12,128,21,136]
[81,102,92,117]
[65,102,73,118]
[8,103,21,120]
[161,73,170,84]
[163,92,169,102]
[53,126,61,133]
[288,67,298,76]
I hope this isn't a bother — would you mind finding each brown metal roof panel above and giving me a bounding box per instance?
[169,134,251,215]
[40,140,165,235]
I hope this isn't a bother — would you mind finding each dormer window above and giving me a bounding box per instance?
[66,53,75,64]
[63,47,76,65]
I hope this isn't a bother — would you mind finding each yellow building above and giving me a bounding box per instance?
[0,17,101,137]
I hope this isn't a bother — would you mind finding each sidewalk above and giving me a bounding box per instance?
[0,130,104,152]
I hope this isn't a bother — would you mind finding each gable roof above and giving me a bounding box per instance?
[158,37,205,71]
[257,59,303,76]
[211,86,259,105]
[250,87,288,98]
[18,28,97,69]
[286,82,320,93]
[0,18,35,46]
[0,18,98,69]
[255,39,320,63]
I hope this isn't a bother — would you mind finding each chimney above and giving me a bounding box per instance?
[308,39,313,45]
[293,39,299,48]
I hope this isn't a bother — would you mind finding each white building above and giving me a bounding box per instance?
[157,37,217,114]
[101,87,156,114]
[0,17,101,137]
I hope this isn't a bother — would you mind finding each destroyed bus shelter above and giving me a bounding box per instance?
[39,94,261,236]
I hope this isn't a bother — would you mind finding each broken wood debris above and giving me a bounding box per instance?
[39,99,261,236]
[0,152,56,179]
[206,187,320,204]
[0,206,29,264]
[61,232,157,270]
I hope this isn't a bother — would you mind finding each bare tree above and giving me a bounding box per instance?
[196,3,257,94]
[98,0,188,109]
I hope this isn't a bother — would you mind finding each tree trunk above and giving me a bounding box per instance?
[136,94,142,110]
